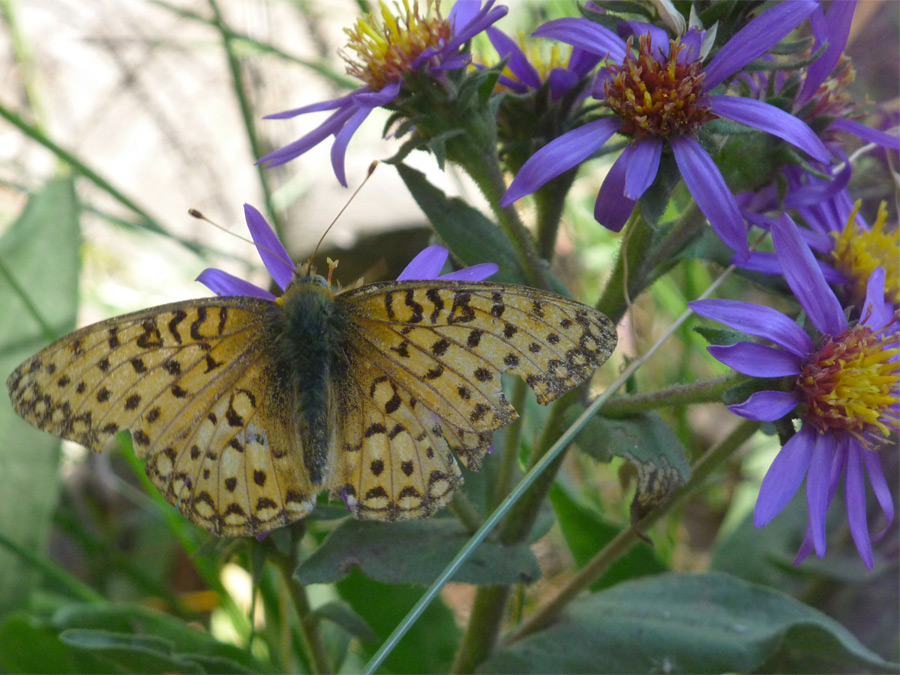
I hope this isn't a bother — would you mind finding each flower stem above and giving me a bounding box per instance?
[506,418,761,642]
[450,392,576,674]
[534,169,578,261]
[491,379,527,509]
[271,553,332,675]
[594,209,655,324]
[449,132,552,290]
[601,374,741,417]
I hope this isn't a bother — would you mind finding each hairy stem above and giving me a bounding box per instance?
[272,553,332,675]
[601,374,741,418]
[506,418,761,641]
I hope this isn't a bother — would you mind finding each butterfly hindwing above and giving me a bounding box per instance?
[7,297,317,537]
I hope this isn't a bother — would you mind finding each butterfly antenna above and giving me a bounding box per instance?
[306,161,378,276]
[189,208,294,271]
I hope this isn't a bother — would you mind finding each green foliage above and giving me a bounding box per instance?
[479,573,898,674]
[0,177,80,614]
[295,518,541,586]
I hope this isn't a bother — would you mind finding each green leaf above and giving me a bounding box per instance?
[573,412,691,521]
[59,629,204,673]
[479,572,899,673]
[549,484,666,591]
[337,569,461,674]
[0,613,100,674]
[295,518,540,586]
[311,601,376,642]
[0,176,80,613]
[53,602,269,673]
[394,162,529,284]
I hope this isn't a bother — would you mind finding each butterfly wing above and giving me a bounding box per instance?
[330,280,616,519]
[7,297,316,536]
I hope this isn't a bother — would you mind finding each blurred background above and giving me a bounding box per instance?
[0,0,896,669]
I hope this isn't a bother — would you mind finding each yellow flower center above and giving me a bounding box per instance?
[832,201,900,306]
[796,323,900,443]
[604,34,714,139]
[342,0,452,91]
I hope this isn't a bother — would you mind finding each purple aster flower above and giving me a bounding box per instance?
[196,205,498,298]
[735,166,899,310]
[690,215,899,569]
[484,26,600,100]
[500,1,831,260]
[258,0,507,185]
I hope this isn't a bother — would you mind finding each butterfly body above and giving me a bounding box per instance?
[8,277,616,537]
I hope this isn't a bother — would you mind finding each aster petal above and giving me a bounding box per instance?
[243,204,295,291]
[449,0,479,30]
[845,445,874,568]
[533,18,626,63]
[617,21,669,59]
[264,90,359,119]
[771,214,846,336]
[796,1,857,107]
[783,159,852,210]
[703,0,817,90]
[708,342,803,378]
[487,27,541,90]
[331,105,375,188]
[196,269,277,301]
[690,299,813,357]
[830,118,900,151]
[755,425,816,528]
[733,251,848,286]
[861,450,895,541]
[728,390,800,422]
[624,137,662,199]
[593,142,638,232]
[567,47,602,78]
[501,118,621,206]
[397,245,449,280]
[258,105,356,168]
[670,136,750,260]
[439,263,499,281]
[861,267,891,330]
[547,68,579,99]
[806,432,835,557]
[710,96,830,164]
[445,1,507,52]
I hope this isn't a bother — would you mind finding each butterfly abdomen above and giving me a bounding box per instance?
[268,280,350,486]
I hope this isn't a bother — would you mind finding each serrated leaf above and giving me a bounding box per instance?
[574,412,690,522]
[394,163,529,284]
[0,177,80,614]
[295,518,540,586]
[479,573,899,674]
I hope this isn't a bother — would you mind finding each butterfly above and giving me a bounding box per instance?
[7,208,616,537]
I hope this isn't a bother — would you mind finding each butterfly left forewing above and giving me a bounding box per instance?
[7,297,317,537]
